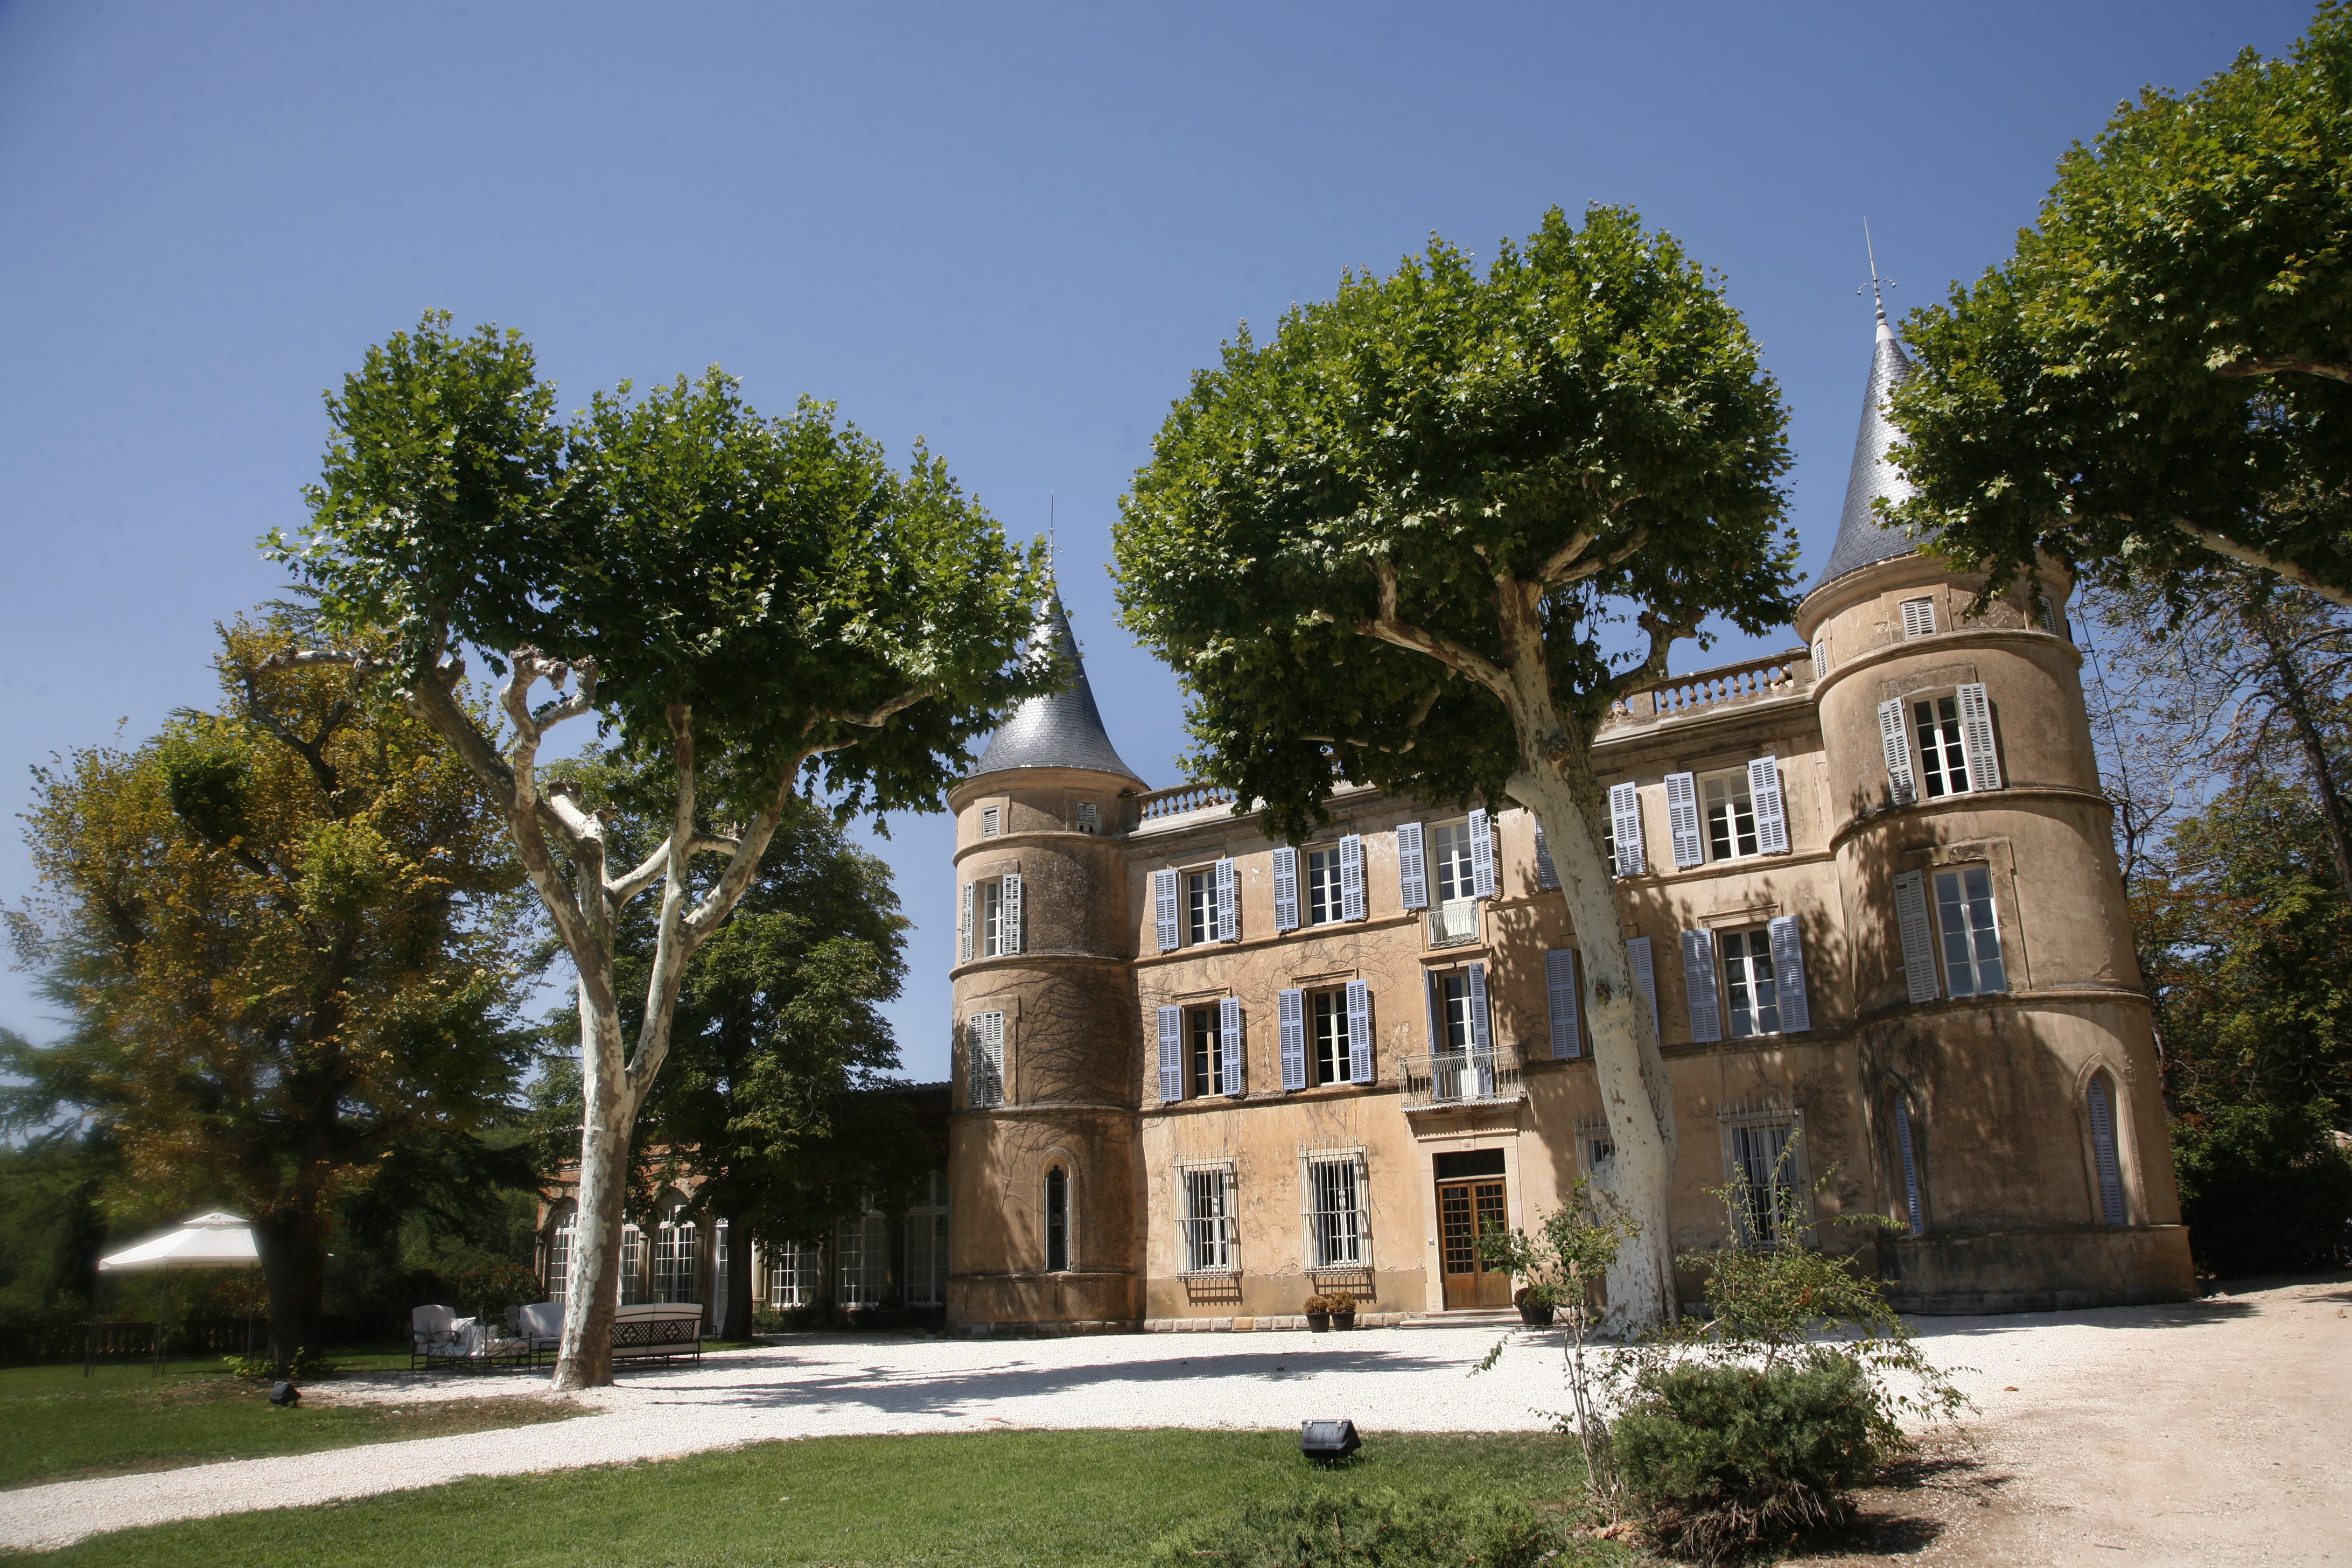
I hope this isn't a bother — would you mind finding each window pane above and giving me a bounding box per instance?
[1186,872,1210,945]
[1440,975,1473,1051]
[1190,1006,1223,1096]
[1313,990,1346,1084]
[1916,697,1969,798]
[1432,821,1474,902]
[982,879,1004,957]
[1724,929,1780,1037]
[1705,775,1758,860]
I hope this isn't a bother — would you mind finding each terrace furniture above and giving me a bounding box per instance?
[514,1301,563,1365]
[410,1305,463,1370]
[611,1301,702,1367]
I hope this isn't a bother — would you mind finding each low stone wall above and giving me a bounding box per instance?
[1888,1223,2195,1314]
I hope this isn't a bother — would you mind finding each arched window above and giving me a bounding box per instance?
[619,1219,646,1305]
[2087,1074,2127,1226]
[547,1202,578,1304]
[1045,1166,1070,1272]
[1893,1097,1924,1233]
[654,1194,699,1304]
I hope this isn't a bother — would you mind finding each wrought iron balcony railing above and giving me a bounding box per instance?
[1425,898,1481,948]
[1398,1048,1525,1111]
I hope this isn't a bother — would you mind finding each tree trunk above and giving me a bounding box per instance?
[1508,765,1681,1328]
[2251,605,2352,894]
[723,1213,754,1339]
[552,983,632,1390]
[254,1207,328,1378]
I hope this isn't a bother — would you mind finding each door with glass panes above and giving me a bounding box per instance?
[1434,1150,1513,1308]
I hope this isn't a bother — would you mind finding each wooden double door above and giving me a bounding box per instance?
[1435,1149,1513,1310]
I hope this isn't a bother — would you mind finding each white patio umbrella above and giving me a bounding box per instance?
[95,1213,262,1373]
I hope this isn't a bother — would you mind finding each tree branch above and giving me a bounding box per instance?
[1356,559,1514,700]
[2209,354,2352,385]
[2169,518,2352,609]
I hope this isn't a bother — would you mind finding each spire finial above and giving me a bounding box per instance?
[1858,220,1896,334]
[1047,491,1058,590]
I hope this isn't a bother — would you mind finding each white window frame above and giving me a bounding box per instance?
[838,1209,889,1306]
[1914,693,1974,797]
[1300,1147,1370,1270]
[1306,845,1343,925]
[1311,988,1352,1085]
[653,1193,698,1304]
[1932,864,2008,997]
[1430,817,1479,904]
[981,804,1001,837]
[1719,926,1782,1039]
[765,1237,821,1309]
[1700,768,1761,863]
[1900,596,1936,639]
[1177,1161,1240,1275]
[905,1170,950,1306]
[619,1220,645,1305]
[1722,1110,1807,1245]
[966,1010,1006,1107]
[546,1202,577,1305]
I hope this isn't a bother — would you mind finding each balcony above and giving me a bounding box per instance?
[1605,649,1810,730]
[1399,1048,1525,1111]
[1425,898,1481,948]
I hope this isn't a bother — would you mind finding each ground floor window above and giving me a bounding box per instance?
[1179,1163,1238,1273]
[1045,1166,1071,1271]
[766,1239,821,1308]
[838,1210,891,1305]
[905,1171,949,1306]
[653,1195,698,1304]
[619,1221,645,1305]
[2087,1074,2127,1226]
[547,1203,577,1304]
[1303,1150,1369,1268]
[1726,1116,1802,1245]
[1721,927,1781,1037]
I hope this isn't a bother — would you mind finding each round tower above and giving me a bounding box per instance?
[1795,299,2194,1310]
[943,596,1150,1333]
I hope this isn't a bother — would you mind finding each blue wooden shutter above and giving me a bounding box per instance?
[1533,823,1558,890]
[1468,808,1496,899]
[1626,936,1658,1035]
[1609,783,1646,877]
[1219,996,1244,1095]
[1767,914,1810,1032]
[1153,869,1179,953]
[1277,989,1306,1090]
[1665,773,1704,868]
[1272,847,1299,932]
[1894,1098,1922,1231]
[1956,682,2002,791]
[1345,979,1373,1083]
[1156,1005,1183,1101]
[1000,871,1023,955]
[1893,870,1939,1003]
[958,881,975,963]
[1748,756,1789,855]
[1681,928,1721,1043]
[1214,857,1238,942]
[1396,822,1427,909]
[968,1012,1005,1107]
[2088,1076,2126,1225]
[1878,699,1917,806]
[1466,961,1492,1053]
[1545,948,1580,1059]
[1339,833,1366,920]
[1422,968,1439,1051]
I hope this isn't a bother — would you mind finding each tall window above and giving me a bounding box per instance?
[1312,990,1350,1085]
[1431,820,1478,902]
[1727,1118,1801,1244]
[838,1210,890,1306]
[905,1172,950,1307]
[547,1203,577,1305]
[619,1221,645,1305]
[1437,973,1476,1051]
[981,879,1006,957]
[1914,697,1972,797]
[2087,1075,2127,1226]
[766,1239,820,1309]
[1721,928,1781,1038]
[1184,870,1213,945]
[1933,866,2007,995]
[1045,1166,1070,1271]
[1893,1099,1923,1233]
[653,1194,699,1304]
[1304,1152,1368,1268]
[1189,1005,1226,1097]
[1704,773,1759,861]
[1179,1164,1237,1273]
[1306,846,1343,925]
[712,1219,730,1324]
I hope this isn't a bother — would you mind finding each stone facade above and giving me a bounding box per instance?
[942,320,2196,1334]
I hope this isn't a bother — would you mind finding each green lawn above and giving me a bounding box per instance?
[0,1353,576,1492]
[31,1429,1629,1566]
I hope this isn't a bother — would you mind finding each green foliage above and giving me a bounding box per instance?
[1147,1489,1564,1568]
[1612,1352,1880,1564]
[1888,5,2352,605]
[1113,205,1793,839]
[2171,1101,2352,1273]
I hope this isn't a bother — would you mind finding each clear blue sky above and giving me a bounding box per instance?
[0,0,2312,1082]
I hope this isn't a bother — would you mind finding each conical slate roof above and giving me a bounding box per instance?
[1814,312,1924,588]
[969,597,1147,787]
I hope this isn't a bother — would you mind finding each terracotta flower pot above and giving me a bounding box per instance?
[1306,1311,1331,1332]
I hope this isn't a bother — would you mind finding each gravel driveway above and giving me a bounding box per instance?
[6,1278,2346,1559]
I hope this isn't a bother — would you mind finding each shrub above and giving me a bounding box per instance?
[1147,1489,1560,1567]
[1303,1294,1331,1314]
[2173,1102,2352,1277]
[1613,1350,1881,1563]
[1322,1290,1357,1313]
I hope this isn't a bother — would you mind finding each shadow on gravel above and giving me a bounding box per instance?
[1903,1296,2257,1340]
[1784,1447,2017,1565]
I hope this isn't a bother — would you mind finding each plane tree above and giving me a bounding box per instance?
[1112,207,1796,1324]
[271,315,1044,1385]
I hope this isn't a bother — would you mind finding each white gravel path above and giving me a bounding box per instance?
[6,1286,2343,1557]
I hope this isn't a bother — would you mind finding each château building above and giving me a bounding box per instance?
[940,307,2197,1333]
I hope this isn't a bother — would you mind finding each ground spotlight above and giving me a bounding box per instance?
[1300,1418,1360,1465]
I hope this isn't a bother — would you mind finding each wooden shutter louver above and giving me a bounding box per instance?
[1681,928,1722,1043]
[1748,755,1790,856]
[1901,597,1936,639]
[1156,1005,1183,1101]
[1152,869,1179,953]
[1396,822,1428,909]
[1627,936,1658,1035]
[1892,870,1940,1003]
[1214,858,1238,943]
[1218,996,1244,1095]
[1277,989,1307,1091]
[1812,640,1828,679]
[1000,871,1023,955]
[1422,969,1439,1051]
[1545,948,1580,1060]
[2088,1076,2126,1225]
[1469,808,1497,899]
[1768,913,1810,1032]
[967,1012,1006,1108]
[1878,698,1917,806]
[1609,782,1646,876]
[1956,682,2002,791]
[1533,824,1558,890]
[958,881,975,964]
[1894,1098,1922,1231]
[1272,846,1300,932]
[1345,979,1373,1083]
[1665,772,1704,869]
[1339,833,1366,920]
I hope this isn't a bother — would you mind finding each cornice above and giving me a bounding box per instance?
[1828,785,2114,853]
[1814,625,2083,708]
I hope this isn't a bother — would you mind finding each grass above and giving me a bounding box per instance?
[0,1352,576,1492]
[27,1429,1634,1566]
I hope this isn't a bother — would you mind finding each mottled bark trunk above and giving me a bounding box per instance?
[1509,763,1681,1328]
[2251,606,2352,895]
[254,1207,328,1377]
[552,981,631,1389]
[722,1214,754,1338]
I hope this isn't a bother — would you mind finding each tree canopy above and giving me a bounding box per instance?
[1887,4,2352,607]
[2,612,538,1370]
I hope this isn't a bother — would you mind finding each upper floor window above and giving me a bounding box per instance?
[1311,990,1351,1086]
[1431,819,1479,903]
[1703,772,1759,862]
[981,804,1001,837]
[1044,1166,1070,1272]
[1188,1004,1230,1096]
[1307,845,1344,925]
[1914,697,1974,797]
[960,873,1021,962]
[1170,858,1237,947]
[1720,928,1781,1037]
[1900,597,1936,639]
[1934,866,2007,996]
[1186,870,1217,946]
[965,1010,1006,1107]
[982,879,1007,957]
[1074,801,1099,834]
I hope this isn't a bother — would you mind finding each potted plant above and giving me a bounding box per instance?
[1514,1284,1559,1327]
[1304,1294,1331,1332]
[1325,1290,1358,1329]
